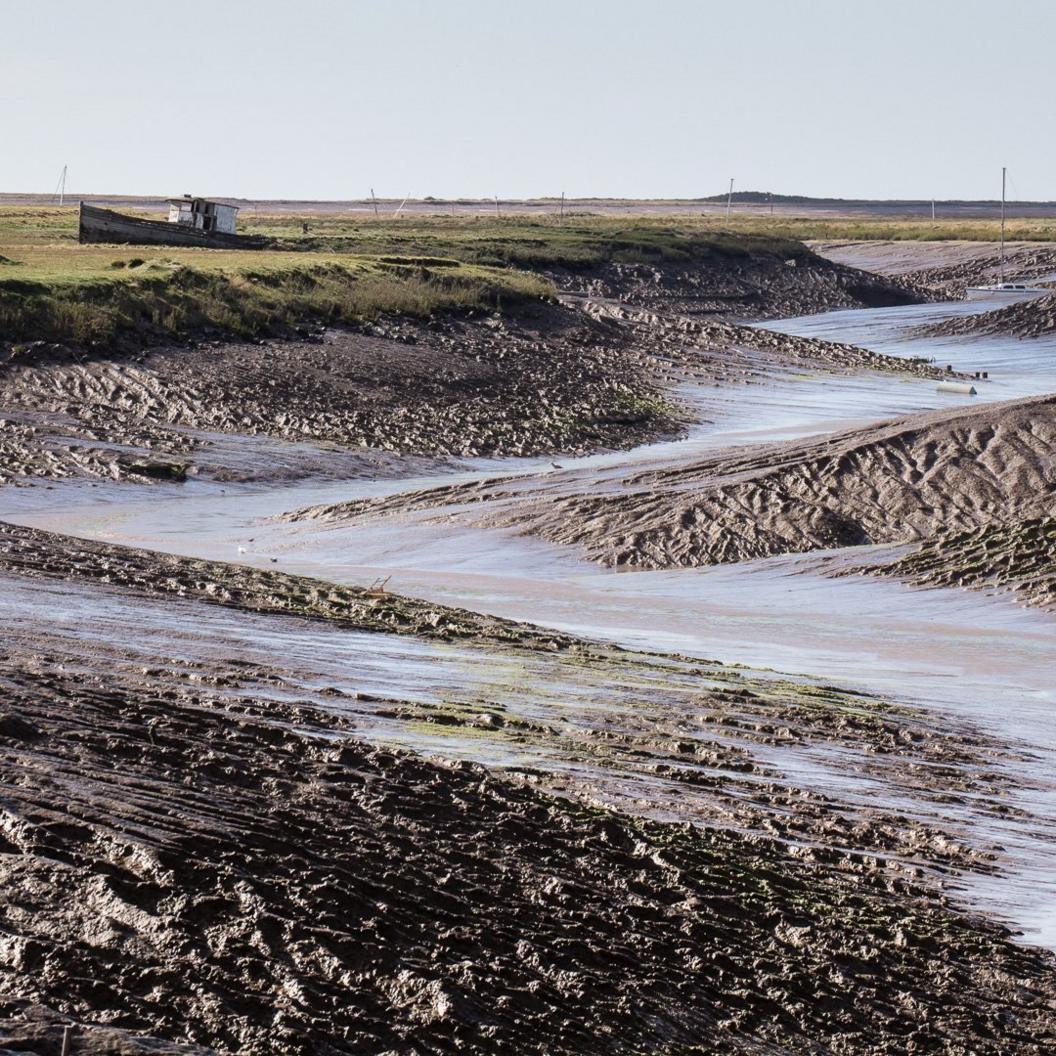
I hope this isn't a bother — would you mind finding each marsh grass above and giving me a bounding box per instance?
[0,244,552,348]
[9,203,1045,349]
[0,207,813,348]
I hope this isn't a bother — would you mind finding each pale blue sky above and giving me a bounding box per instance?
[2,0,1054,200]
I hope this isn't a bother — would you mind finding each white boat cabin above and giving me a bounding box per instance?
[167,196,239,235]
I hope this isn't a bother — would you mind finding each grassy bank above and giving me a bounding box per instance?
[716,216,1056,242]
[0,244,552,348]
[0,206,820,348]
[7,206,1056,256]
[3,205,991,350]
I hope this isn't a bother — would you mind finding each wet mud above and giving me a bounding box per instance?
[550,253,930,321]
[922,290,1056,339]
[3,590,1056,1055]
[813,239,1056,297]
[287,394,1056,571]
[0,255,934,490]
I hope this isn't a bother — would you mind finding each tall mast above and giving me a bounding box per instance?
[59,164,67,206]
[725,177,734,221]
[1000,166,1006,282]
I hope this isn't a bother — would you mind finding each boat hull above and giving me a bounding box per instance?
[78,203,269,250]
[965,285,1048,301]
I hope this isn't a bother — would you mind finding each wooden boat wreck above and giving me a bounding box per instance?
[79,197,269,250]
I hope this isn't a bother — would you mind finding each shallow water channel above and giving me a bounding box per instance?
[3,295,1055,949]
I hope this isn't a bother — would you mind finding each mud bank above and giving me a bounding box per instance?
[4,243,1055,1054]
[0,522,583,653]
[550,250,929,322]
[0,245,936,489]
[921,290,1056,339]
[287,393,1056,571]
[3,612,1055,1055]
[0,301,685,484]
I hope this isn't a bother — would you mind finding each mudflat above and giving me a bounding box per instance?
[2,212,1055,1054]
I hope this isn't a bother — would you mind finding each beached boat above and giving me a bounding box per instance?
[965,281,1047,300]
[966,168,1047,299]
[78,200,269,250]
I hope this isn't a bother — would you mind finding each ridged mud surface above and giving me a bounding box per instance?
[0,253,927,489]
[855,516,1056,610]
[3,247,1054,1055]
[289,394,1056,571]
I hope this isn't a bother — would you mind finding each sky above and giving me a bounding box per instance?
[2,0,1054,201]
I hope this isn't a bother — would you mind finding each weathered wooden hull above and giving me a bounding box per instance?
[78,203,268,250]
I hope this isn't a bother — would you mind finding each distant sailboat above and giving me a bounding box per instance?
[966,167,1047,299]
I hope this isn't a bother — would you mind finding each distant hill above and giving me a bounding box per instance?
[695,191,1056,216]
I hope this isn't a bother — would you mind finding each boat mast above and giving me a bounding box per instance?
[1000,166,1006,283]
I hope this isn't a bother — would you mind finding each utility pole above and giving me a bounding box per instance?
[1000,165,1007,283]
[58,164,67,206]
[768,191,774,216]
[931,199,936,221]
[725,178,734,221]
[494,196,500,218]
[560,190,565,219]
[370,188,379,218]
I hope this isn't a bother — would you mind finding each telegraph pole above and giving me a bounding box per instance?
[725,178,734,221]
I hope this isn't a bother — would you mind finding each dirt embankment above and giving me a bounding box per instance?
[2,624,1055,1055]
[550,251,930,322]
[311,395,1056,571]
[921,291,1056,340]
[853,516,1056,611]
